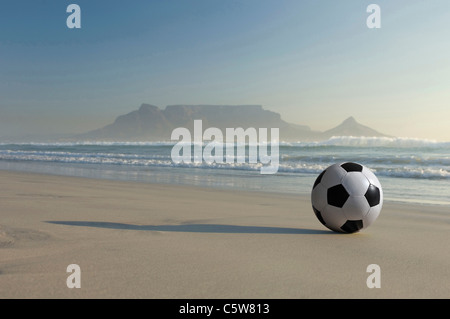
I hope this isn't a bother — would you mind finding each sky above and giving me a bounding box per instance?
[1,0,449,140]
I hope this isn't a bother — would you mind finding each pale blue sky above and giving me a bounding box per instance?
[1,1,449,140]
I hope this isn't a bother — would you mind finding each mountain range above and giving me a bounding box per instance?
[77,104,389,141]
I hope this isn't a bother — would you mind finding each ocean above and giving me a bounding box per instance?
[1,136,449,207]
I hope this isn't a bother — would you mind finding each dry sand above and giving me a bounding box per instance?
[0,170,449,298]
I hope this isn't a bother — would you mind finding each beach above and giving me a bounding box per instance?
[0,170,449,299]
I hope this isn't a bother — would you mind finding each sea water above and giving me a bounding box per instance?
[0,136,449,207]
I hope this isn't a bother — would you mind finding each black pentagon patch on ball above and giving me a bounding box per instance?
[313,170,326,189]
[327,184,349,208]
[341,162,363,172]
[340,220,363,233]
[312,206,326,226]
[365,184,380,207]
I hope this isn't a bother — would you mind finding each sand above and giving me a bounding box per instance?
[0,170,449,299]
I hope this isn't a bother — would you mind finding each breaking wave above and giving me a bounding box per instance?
[1,136,449,148]
[280,136,450,148]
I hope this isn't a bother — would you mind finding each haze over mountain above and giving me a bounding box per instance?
[77,104,390,141]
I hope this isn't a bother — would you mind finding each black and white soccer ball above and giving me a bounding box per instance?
[311,162,383,233]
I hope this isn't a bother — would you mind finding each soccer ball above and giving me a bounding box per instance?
[311,162,383,233]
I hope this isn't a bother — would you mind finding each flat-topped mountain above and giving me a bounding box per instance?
[78,104,389,141]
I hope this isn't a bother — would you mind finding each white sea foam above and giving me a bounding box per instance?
[0,141,178,147]
[0,136,449,180]
[285,136,450,148]
[1,136,449,148]
[1,151,448,179]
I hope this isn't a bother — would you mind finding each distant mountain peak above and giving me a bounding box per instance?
[342,116,357,125]
[138,104,160,112]
[323,116,389,138]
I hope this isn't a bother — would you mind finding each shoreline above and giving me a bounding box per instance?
[0,169,449,298]
[1,167,449,209]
